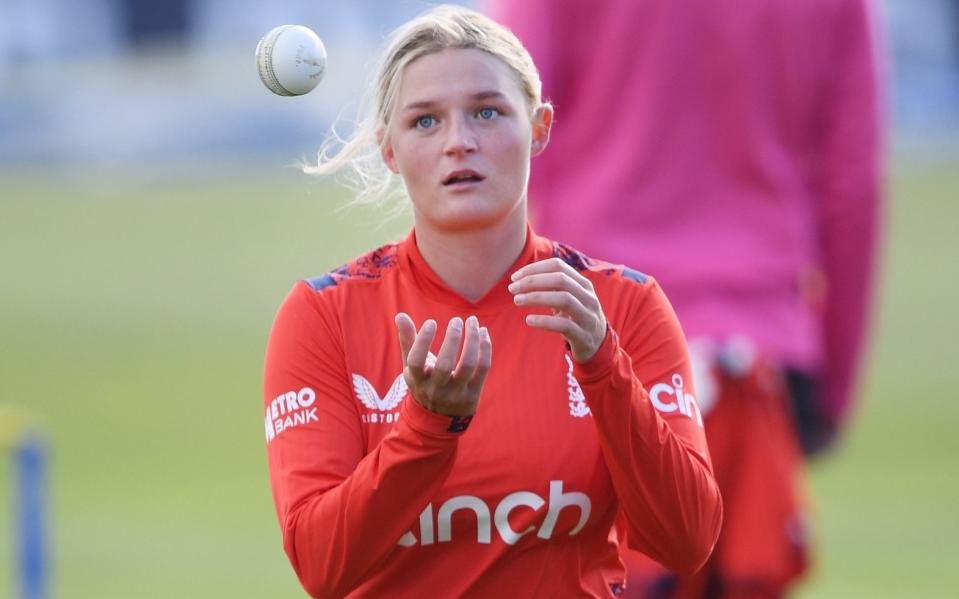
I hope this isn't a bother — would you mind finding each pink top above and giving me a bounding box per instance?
[489,0,884,426]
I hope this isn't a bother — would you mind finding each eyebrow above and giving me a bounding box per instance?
[400,91,508,112]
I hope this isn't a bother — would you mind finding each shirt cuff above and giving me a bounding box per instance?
[572,325,619,384]
[400,395,473,438]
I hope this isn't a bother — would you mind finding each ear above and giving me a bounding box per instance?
[530,103,553,156]
[378,127,400,174]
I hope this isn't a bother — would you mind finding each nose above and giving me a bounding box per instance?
[443,113,478,156]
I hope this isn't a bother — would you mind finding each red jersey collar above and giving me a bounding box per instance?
[400,223,554,312]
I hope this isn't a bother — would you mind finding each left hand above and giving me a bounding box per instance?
[508,257,608,362]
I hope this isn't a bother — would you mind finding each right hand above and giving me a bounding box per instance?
[394,313,492,417]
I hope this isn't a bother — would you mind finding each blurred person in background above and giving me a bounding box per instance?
[263,6,722,597]
[489,0,885,597]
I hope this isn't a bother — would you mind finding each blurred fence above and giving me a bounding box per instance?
[0,0,475,169]
[0,0,956,167]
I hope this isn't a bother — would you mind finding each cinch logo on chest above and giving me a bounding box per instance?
[352,373,406,424]
[397,480,592,547]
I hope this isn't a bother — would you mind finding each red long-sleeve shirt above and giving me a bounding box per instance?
[264,227,722,598]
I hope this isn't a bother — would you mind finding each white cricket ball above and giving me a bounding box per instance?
[255,25,327,96]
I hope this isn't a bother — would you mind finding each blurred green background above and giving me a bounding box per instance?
[3,0,959,597]
[1,159,957,597]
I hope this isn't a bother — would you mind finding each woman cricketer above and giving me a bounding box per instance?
[263,6,723,598]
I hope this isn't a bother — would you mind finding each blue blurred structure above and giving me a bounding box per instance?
[0,0,475,169]
[0,0,954,170]
[1,405,49,599]
[14,435,49,599]
[884,0,959,152]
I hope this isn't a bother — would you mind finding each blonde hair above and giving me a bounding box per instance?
[304,4,544,209]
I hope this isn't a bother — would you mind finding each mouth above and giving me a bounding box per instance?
[442,169,485,187]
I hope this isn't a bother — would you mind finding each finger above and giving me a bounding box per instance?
[452,316,480,385]
[524,313,590,348]
[511,267,597,313]
[508,272,597,306]
[511,257,592,289]
[395,313,417,366]
[468,326,493,392]
[406,319,437,379]
[514,291,593,325]
[432,317,464,384]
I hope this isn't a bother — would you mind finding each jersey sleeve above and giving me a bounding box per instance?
[573,277,723,575]
[263,282,466,598]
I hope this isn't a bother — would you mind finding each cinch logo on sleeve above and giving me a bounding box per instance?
[397,480,592,547]
[264,387,318,443]
[649,374,703,427]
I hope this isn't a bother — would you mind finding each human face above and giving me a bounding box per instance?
[381,48,551,232]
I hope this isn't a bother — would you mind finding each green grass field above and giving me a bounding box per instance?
[1,161,957,597]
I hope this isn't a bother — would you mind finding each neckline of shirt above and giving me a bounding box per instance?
[400,223,553,314]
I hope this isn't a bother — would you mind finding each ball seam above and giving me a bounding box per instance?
[257,25,296,96]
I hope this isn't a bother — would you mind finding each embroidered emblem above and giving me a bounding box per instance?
[565,355,591,418]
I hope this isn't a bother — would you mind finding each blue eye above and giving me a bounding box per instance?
[415,115,436,129]
[477,107,499,120]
